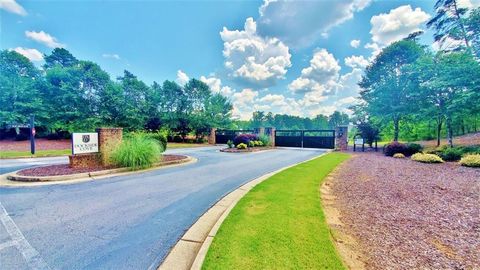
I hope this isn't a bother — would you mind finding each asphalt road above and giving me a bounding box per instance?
[0,156,69,175]
[0,146,326,270]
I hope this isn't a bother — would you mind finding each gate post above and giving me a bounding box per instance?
[96,127,123,166]
[208,128,216,145]
[335,126,348,151]
[265,127,275,147]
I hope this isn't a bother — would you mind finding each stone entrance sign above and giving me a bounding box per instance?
[72,133,99,154]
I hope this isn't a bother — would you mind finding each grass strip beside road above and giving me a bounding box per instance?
[203,152,350,270]
[0,149,71,158]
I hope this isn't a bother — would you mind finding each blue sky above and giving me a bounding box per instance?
[1,0,479,119]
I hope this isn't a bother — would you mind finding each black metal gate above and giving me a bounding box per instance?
[275,130,335,149]
[215,129,254,144]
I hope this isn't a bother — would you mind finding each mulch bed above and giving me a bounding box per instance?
[220,147,274,153]
[0,138,71,151]
[16,154,188,177]
[331,152,480,269]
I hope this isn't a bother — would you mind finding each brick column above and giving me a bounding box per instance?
[208,128,216,145]
[335,126,348,151]
[96,127,123,166]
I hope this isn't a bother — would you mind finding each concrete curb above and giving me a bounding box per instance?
[1,156,196,187]
[158,150,331,270]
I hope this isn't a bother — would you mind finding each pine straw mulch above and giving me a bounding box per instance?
[329,152,480,270]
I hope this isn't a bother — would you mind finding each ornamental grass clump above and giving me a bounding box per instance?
[112,134,162,170]
[236,143,247,149]
[459,154,480,168]
[411,153,444,164]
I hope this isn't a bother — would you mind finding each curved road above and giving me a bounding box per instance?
[0,146,326,269]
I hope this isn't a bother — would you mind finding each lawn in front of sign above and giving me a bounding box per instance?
[202,152,350,270]
[0,149,72,158]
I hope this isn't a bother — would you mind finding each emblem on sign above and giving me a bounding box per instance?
[82,135,90,143]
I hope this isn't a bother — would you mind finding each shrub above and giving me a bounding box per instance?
[112,134,162,170]
[258,134,271,147]
[411,153,444,163]
[384,142,408,157]
[405,143,423,156]
[460,145,480,155]
[236,143,247,150]
[145,130,167,152]
[459,154,480,167]
[356,122,380,146]
[256,141,264,147]
[227,140,234,148]
[439,147,463,161]
[248,140,255,147]
[233,134,258,146]
[393,153,405,158]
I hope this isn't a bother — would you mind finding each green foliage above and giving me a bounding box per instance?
[356,122,380,146]
[411,153,444,163]
[236,143,247,149]
[258,134,271,147]
[440,147,463,161]
[144,130,168,151]
[384,142,408,157]
[405,143,423,156]
[227,140,234,148]
[112,134,162,170]
[393,153,406,158]
[248,140,255,147]
[459,154,480,167]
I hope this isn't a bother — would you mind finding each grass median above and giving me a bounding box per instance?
[0,149,71,158]
[203,152,350,270]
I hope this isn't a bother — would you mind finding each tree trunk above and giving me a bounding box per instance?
[393,117,399,142]
[436,118,443,147]
[446,116,454,148]
[453,0,471,49]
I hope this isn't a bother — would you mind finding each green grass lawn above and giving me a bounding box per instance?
[0,149,72,158]
[203,152,350,270]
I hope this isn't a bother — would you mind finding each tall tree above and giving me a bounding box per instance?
[328,111,349,129]
[0,50,43,126]
[44,48,78,69]
[465,7,480,57]
[427,0,471,52]
[412,51,480,147]
[359,40,425,141]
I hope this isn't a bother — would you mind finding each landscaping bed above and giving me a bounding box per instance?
[330,152,480,269]
[11,154,189,178]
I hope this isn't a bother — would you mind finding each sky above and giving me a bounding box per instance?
[1,0,479,120]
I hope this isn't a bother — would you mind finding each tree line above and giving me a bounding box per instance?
[0,48,233,140]
[354,1,480,146]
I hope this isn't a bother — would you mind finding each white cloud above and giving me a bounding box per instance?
[199,75,234,96]
[11,47,43,61]
[25,30,65,48]
[458,0,480,8]
[350,39,361,48]
[176,70,189,85]
[370,5,430,46]
[288,48,341,95]
[0,0,27,16]
[258,0,371,47]
[102,53,120,60]
[220,17,291,88]
[231,88,260,119]
[344,55,369,69]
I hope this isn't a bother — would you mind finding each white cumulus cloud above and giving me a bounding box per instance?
[200,75,234,97]
[289,48,341,95]
[344,55,369,69]
[176,70,189,85]
[350,39,361,48]
[220,17,291,88]
[0,0,27,16]
[25,30,65,48]
[370,5,430,46]
[258,0,371,47]
[11,47,43,61]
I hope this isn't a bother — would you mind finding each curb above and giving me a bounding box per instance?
[158,150,331,270]
[2,156,196,186]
